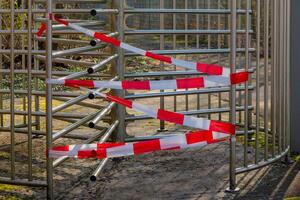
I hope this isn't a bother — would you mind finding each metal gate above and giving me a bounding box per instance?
[0,0,291,199]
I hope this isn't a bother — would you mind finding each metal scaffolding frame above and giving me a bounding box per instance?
[0,0,291,199]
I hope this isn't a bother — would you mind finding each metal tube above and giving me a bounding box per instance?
[255,0,261,164]
[46,0,54,198]
[87,54,118,74]
[264,0,270,161]
[10,0,16,181]
[52,77,117,113]
[243,0,251,168]
[28,0,33,181]
[228,0,238,192]
[52,110,104,141]
[52,128,108,168]
[89,102,115,128]
[90,120,119,181]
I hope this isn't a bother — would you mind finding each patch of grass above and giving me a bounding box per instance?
[292,154,300,162]
[0,184,20,191]
[0,152,9,159]
[285,197,300,200]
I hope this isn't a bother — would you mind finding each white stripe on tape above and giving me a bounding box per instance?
[69,144,97,157]
[171,58,197,70]
[69,24,95,37]
[93,81,122,89]
[212,132,230,140]
[150,79,177,90]
[183,116,211,130]
[47,79,65,85]
[204,76,230,87]
[132,102,158,118]
[222,68,231,77]
[106,144,134,157]
[120,43,146,55]
[160,134,186,149]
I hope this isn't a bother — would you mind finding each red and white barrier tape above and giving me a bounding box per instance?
[47,73,247,90]
[49,130,229,158]
[80,87,235,135]
[37,15,249,83]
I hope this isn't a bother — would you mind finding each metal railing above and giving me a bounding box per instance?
[0,0,291,199]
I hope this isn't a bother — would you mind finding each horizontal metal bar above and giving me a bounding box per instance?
[0,109,108,119]
[125,29,254,35]
[126,106,254,121]
[34,0,107,3]
[35,55,95,66]
[125,68,255,78]
[0,177,47,187]
[126,48,256,56]
[0,127,91,140]
[124,9,252,14]
[35,37,90,45]
[125,86,254,99]
[235,147,290,174]
[0,9,117,14]
[0,69,107,78]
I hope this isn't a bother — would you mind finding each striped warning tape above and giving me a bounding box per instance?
[47,73,248,90]
[37,15,249,82]
[49,130,229,158]
[80,87,235,135]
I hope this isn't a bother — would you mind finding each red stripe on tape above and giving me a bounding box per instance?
[176,77,205,89]
[54,16,69,26]
[106,95,133,108]
[77,150,99,159]
[196,63,223,75]
[37,23,46,37]
[133,139,161,154]
[230,71,249,84]
[157,109,184,125]
[207,139,227,144]
[145,52,172,64]
[97,142,125,149]
[65,80,95,88]
[122,80,150,90]
[209,120,236,135]
[94,32,121,46]
[52,146,69,151]
[186,131,213,145]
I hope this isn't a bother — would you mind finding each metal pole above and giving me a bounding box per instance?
[10,0,16,181]
[28,0,33,181]
[264,0,270,161]
[227,0,239,192]
[255,0,261,164]
[46,0,53,198]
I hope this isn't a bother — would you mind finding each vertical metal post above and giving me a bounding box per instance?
[271,0,277,158]
[227,0,239,192]
[173,0,177,112]
[217,0,222,121]
[0,0,3,127]
[115,0,126,141]
[46,0,53,198]
[159,0,166,131]
[255,0,261,164]
[286,0,291,156]
[244,0,251,167]
[264,0,270,160]
[28,0,33,181]
[10,0,16,181]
